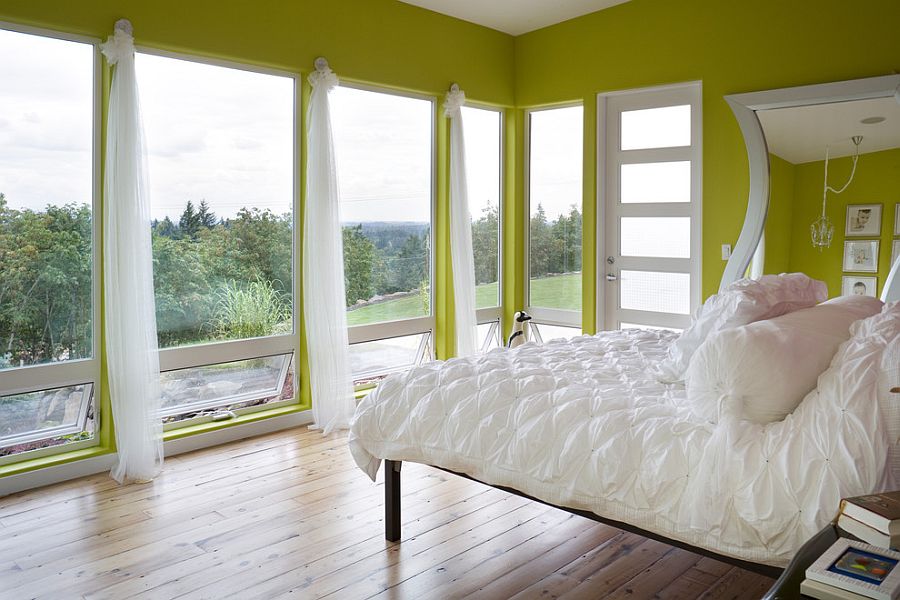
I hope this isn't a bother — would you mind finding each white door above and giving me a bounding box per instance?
[599,83,702,331]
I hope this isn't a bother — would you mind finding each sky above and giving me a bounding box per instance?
[1,26,534,225]
[528,105,583,219]
[0,29,93,211]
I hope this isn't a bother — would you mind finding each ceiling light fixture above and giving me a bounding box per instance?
[811,135,863,250]
[860,116,886,124]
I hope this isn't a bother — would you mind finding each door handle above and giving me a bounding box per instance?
[606,273,618,282]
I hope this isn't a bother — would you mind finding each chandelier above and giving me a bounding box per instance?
[811,135,862,250]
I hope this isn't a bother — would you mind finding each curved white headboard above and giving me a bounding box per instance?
[722,74,900,294]
[882,257,900,303]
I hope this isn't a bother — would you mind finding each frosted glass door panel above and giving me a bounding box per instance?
[620,162,690,203]
[621,105,691,150]
[619,270,690,315]
[620,217,690,258]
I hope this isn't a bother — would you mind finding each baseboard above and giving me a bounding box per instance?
[0,409,314,497]
[165,410,314,456]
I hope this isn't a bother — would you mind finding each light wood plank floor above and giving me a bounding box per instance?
[0,428,775,599]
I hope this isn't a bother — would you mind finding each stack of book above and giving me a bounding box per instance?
[837,492,900,551]
[800,491,900,600]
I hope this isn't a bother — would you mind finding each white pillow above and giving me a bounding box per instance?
[655,273,828,383]
[685,295,884,425]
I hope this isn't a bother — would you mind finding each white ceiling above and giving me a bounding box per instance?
[758,97,900,164]
[397,0,631,35]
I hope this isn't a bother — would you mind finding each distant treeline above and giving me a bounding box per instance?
[1,194,576,365]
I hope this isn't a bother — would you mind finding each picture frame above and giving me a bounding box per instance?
[895,203,900,235]
[805,538,900,600]
[845,203,882,237]
[843,240,879,272]
[842,275,878,298]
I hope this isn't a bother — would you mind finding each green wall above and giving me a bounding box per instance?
[0,0,515,104]
[514,0,900,327]
[766,154,796,275]
[788,148,900,298]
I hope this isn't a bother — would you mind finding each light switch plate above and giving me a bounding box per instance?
[721,244,732,260]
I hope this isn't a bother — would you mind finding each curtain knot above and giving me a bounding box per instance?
[443,85,465,117]
[101,26,134,65]
[308,67,339,92]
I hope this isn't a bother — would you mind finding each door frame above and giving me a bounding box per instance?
[596,81,703,331]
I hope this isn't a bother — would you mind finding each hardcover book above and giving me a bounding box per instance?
[841,492,900,536]
[839,514,900,550]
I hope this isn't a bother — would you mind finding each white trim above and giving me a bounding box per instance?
[134,44,299,80]
[348,316,434,345]
[597,82,702,331]
[158,335,296,371]
[337,84,438,351]
[528,307,583,329]
[721,74,900,291]
[0,19,101,45]
[133,49,303,428]
[0,23,102,463]
[524,102,585,327]
[461,104,504,315]
[0,410,314,496]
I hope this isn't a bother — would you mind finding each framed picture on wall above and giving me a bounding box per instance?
[895,203,900,235]
[843,240,879,272]
[842,275,878,298]
[845,203,882,236]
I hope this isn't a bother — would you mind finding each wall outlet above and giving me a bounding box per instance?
[721,244,732,260]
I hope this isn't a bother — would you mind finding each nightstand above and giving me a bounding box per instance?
[762,525,841,599]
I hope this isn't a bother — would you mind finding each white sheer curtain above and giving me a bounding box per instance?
[445,85,477,357]
[304,59,355,433]
[101,20,163,483]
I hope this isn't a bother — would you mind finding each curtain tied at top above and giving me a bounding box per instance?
[101,19,164,483]
[444,85,478,356]
[304,59,355,434]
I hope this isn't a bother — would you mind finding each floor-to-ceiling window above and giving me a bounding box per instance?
[0,26,99,462]
[526,104,584,342]
[136,51,298,426]
[331,85,435,385]
[463,105,504,352]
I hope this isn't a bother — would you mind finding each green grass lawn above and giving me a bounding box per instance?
[529,273,581,311]
[345,274,579,326]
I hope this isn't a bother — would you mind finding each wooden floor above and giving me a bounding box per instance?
[0,428,775,599]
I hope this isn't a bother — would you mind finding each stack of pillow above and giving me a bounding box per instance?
[657,273,885,426]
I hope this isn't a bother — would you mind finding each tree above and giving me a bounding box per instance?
[342,225,377,306]
[178,200,202,239]
[0,194,92,365]
[197,199,217,229]
[471,204,499,286]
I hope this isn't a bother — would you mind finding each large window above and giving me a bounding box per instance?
[136,52,297,425]
[527,105,583,337]
[0,26,98,460]
[331,86,435,383]
[462,106,503,352]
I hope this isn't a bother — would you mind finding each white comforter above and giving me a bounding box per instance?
[349,311,896,567]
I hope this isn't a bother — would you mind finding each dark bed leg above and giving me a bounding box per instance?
[385,459,401,542]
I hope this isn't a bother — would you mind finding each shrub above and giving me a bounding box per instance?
[211,278,290,340]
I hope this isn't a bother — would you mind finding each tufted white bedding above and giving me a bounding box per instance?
[349,312,896,567]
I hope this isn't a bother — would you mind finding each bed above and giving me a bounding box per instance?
[349,268,900,575]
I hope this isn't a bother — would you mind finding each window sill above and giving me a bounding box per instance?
[0,445,113,479]
[163,402,309,441]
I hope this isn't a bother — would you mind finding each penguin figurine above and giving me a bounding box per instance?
[506,311,532,348]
